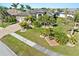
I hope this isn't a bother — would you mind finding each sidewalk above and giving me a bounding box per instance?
[10,33,61,56]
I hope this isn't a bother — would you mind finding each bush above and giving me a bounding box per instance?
[19,21,28,29]
[69,36,77,44]
[5,16,16,23]
[33,21,41,27]
[54,31,69,45]
[40,28,69,45]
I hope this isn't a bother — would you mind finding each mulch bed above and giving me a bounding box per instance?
[45,37,59,47]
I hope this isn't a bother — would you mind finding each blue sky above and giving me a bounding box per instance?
[0,3,79,8]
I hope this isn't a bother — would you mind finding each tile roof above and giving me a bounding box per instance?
[7,8,31,16]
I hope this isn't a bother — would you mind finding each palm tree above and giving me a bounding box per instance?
[69,10,79,35]
[64,8,68,24]
[20,4,25,11]
[11,3,19,9]
[0,6,8,27]
[53,13,58,23]
[25,5,31,10]
[43,14,50,26]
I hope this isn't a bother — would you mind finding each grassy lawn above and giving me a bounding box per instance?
[0,22,16,28]
[16,27,79,56]
[1,35,45,56]
[0,22,10,28]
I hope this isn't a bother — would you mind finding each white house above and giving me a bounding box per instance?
[58,12,74,18]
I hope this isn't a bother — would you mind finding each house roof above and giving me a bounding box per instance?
[7,8,51,16]
[30,9,47,14]
[7,8,31,16]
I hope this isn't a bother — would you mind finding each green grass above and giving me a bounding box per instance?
[1,35,45,56]
[16,28,79,56]
[0,22,16,28]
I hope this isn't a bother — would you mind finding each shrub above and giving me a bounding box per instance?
[5,16,16,23]
[33,21,41,27]
[54,31,69,45]
[69,35,77,44]
[19,21,28,29]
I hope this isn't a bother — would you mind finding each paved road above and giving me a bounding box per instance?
[0,41,16,56]
[10,33,62,56]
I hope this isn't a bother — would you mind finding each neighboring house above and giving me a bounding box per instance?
[58,12,74,18]
[7,8,31,22]
[58,9,76,18]
[7,8,75,22]
[7,8,48,22]
[30,9,48,18]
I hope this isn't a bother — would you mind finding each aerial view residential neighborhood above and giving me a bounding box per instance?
[1,3,79,56]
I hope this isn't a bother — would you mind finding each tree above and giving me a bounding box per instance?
[63,8,68,24]
[54,31,69,45]
[11,3,19,9]
[53,13,58,23]
[25,5,31,10]
[69,10,79,35]
[6,16,16,23]
[33,21,41,27]
[69,35,77,44]
[74,11,79,22]
[20,4,25,11]
[19,21,29,29]
[41,14,50,26]
[40,28,55,39]
[0,6,8,27]
[27,16,33,21]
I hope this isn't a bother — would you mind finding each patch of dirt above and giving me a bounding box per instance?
[45,37,59,47]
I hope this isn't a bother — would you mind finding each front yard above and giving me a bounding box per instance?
[1,35,45,56]
[16,28,79,56]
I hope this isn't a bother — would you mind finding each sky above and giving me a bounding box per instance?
[0,3,79,8]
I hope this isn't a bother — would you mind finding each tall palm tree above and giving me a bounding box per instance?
[25,5,31,10]
[20,4,25,11]
[62,8,68,24]
[11,3,19,9]
[0,6,8,27]
[64,8,68,21]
